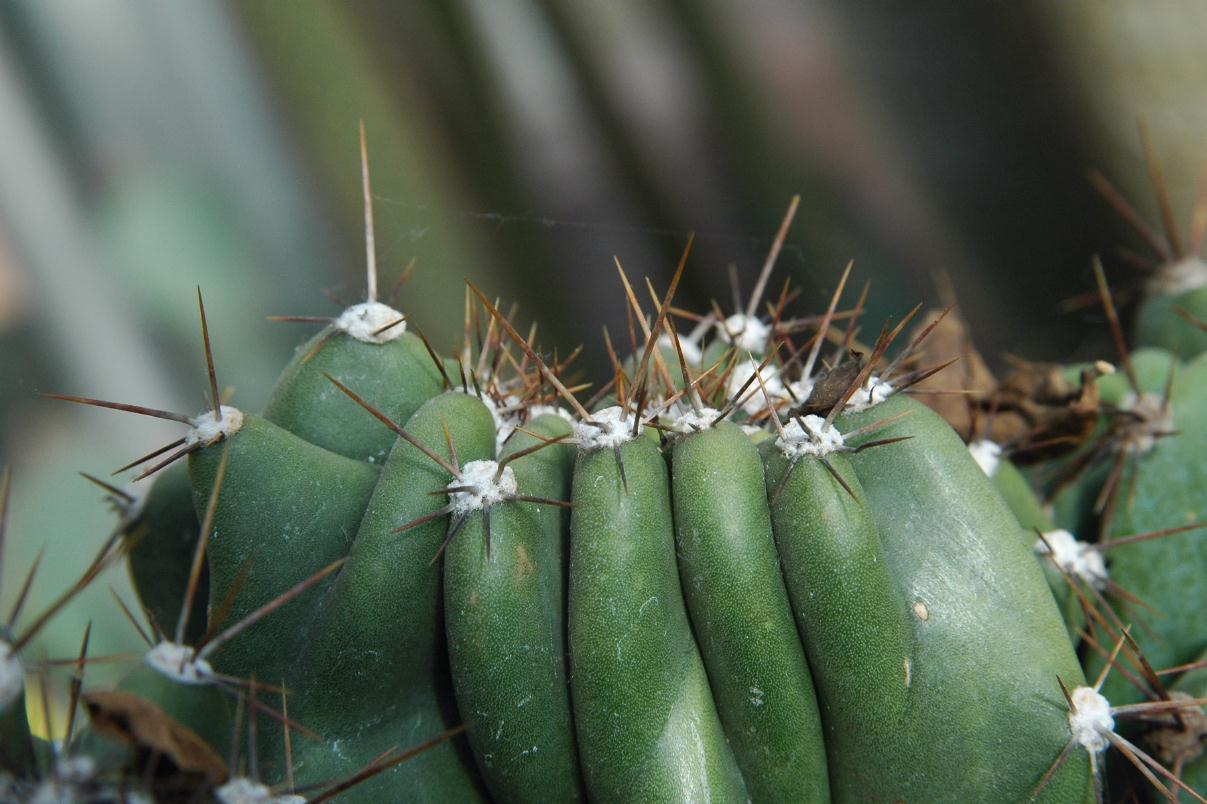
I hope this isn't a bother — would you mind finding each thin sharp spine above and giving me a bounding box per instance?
[324,373,460,477]
[360,120,378,303]
[197,287,222,422]
[747,195,800,317]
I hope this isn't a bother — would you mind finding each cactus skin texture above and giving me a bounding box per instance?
[285,390,495,800]
[568,426,749,802]
[762,435,912,800]
[837,396,1091,801]
[262,323,445,464]
[121,462,208,644]
[443,414,581,802]
[188,413,380,685]
[671,421,829,801]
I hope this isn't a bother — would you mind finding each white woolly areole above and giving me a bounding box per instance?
[969,440,1003,477]
[727,360,786,415]
[657,333,702,366]
[215,778,306,804]
[575,406,642,450]
[529,404,576,424]
[448,460,517,515]
[1069,685,1114,753]
[113,484,147,530]
[185,405,244,448]
[482,394,522,451]
[334,300,407,344]
[145,641,214,685]
[1034,529,1108,590]
[663,405,721,434]
[844,374,894,411]
[1117,391,1174,454]
[0,641,23,709]
[718,314,771,354]
[1152,256,1207,296]
[776,415,845,459]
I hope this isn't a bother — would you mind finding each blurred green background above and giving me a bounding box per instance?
[2,0,1206,732]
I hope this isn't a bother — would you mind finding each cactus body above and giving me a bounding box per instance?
[287,391,495,801]
[671,421,829,801]
[762,441,911,800]
[1135,281,1207,360]
[839,395,1091,801]
[444,414,582,802]
[187,413,379,683]
[568,426,748,802]
[122,462,207,644]
[263,324,443,463]
[1095,350,1207,705]
[36,245,1195,801]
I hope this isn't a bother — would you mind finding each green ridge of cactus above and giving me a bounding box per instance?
[121,461,207,645]
[1091,349,1207,706]
[1135,283,1207,360]
[972,445,1086,643]
[838,396,1091,800]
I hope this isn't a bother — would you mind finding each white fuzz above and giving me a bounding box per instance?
[215,778,306,804]
[112,485,147,531]
[575,406,642,450]
[663,405,721,434]
[334,300,407,344]
[656,333,702,366]
[529,404,576,425]
[717,314,771,354]
[0,641,24,709]
[482,394,522,452]
[741,424,765,437]
[776,415,845,459]
[727,360,786,415]
[1152,256,1207,296]
[185,405,244,448]
[1068,685,1114,754]
[969,440,1003,477]
[448,460,517,515]
[1117,391,1174,454]
[144,641,214,685]
[844,374,893,411]
[1034,529,1108,590]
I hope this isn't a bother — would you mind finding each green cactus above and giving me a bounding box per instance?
[6,152,1207,803]
[1092,133,1207,360]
